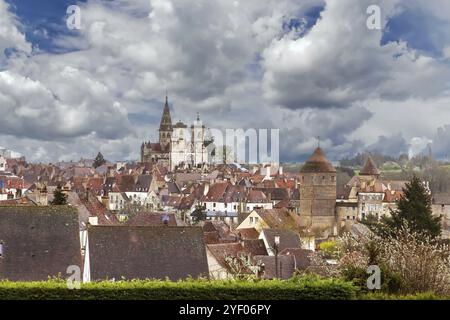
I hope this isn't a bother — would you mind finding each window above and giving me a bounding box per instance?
[250,217,254,223]
[255,217,259,223]
[0,241,4,258]
[213,203,216,208]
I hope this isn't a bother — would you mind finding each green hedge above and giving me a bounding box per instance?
[0,276,357,300]
[360,292,450,300]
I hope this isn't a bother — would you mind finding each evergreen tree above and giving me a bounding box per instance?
[51,184,68,205]
[380,176,441,239]
[93,152,106,168]
[191,204,207,225]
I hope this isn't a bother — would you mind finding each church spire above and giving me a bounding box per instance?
[360,154,380,177]
[159,94,173,132]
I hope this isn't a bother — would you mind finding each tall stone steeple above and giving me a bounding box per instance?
[159,95,173,151]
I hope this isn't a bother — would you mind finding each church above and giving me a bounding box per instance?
[140,96,211,171]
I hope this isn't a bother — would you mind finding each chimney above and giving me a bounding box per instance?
[37,184,48,206]
[203,182,210,196]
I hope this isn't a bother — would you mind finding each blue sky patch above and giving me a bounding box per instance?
[382,6,450,58]
[5,0,87,53]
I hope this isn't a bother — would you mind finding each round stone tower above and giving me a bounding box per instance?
[299,147,337,237]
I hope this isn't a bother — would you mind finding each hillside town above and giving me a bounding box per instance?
[1,98,450,282]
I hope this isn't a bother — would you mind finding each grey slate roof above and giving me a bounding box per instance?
[253,255,295,280]
[0,206,81,281]
[87,226,209,281]
[135,174,152,192]
[260,228,301,252]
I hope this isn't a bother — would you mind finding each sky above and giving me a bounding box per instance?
[0,0,450,163]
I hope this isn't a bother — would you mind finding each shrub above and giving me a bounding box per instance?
[360,292,449,300]
[379,227,450,295]
[0,276,358,300]
[319,240,339,259]
[336,225,450,295]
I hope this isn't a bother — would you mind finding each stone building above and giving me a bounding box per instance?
[141,96,172,165]
[299,147,337,238]
[141,96,210,170]
[170,113,209,171]
[336,155,406,231]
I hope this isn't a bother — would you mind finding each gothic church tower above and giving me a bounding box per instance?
[159,95,173,151]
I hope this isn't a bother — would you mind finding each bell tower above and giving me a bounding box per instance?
[159,95,173,151]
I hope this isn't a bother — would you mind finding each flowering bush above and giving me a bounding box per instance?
[336,224,450,295]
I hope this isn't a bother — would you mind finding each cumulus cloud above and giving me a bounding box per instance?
[262,0,450,109]
[0,69,132,140]
[1,0,450,162]
[0,1,30,65]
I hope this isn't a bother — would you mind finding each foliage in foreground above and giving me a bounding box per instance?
[0,275,357,300]
[337,225,450,295]
[361,292,450,300]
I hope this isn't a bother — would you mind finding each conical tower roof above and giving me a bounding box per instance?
[159,95,173,132]
[360,155,380,176]
[300,147,336,173]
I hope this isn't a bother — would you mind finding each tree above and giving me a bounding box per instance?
[319,240,339,259]
[380,175,441,239]
[51,184,68,205]
[93,152,106,168]
[118,201,145,220]
[191,204,207,225]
